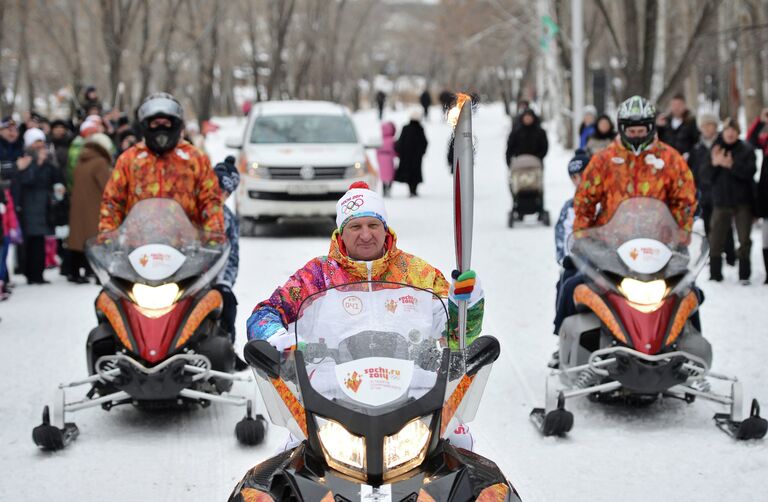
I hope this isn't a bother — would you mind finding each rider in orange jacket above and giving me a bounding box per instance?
[553,96,699,352]
[98,93,223,234]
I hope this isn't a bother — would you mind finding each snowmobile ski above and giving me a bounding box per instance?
[530,392,574,436]
[32,406,79,451]
[714,399,768,440]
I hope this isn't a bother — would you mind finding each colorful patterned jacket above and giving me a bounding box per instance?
[98,140,223,234]
[246,229,484,349]
[574,138,697,232]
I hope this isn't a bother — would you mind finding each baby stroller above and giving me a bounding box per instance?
[508,154,550,227]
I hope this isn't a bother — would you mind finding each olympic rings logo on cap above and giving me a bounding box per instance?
[341,198,365,215]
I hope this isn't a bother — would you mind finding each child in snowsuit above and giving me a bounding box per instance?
[213,156,240,342]
[554,149,591,314]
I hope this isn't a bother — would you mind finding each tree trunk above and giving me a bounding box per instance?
[657,0,722,106]
[743,0,764,123]
[19,1,34,111]
[197,3,220,123]
[640,0,658,96]
[100,0,139,105]
[266,0,296,100]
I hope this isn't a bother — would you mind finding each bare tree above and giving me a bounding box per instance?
[266,0,296,99]
[100,0,140,104]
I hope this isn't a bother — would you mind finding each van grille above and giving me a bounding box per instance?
[267,165,348,180]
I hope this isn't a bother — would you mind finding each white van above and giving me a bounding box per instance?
[226,101,379,228]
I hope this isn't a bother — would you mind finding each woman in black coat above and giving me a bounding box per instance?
[505,109,548,166]
[17,131,62,284]
[394,112,428,196]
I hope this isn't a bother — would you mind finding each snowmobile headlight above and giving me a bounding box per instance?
[619,278,668,312]
[131,283,180,310]
[383,416,432,480]
[316,417,366,476]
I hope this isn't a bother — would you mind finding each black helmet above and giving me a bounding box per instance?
[616,95,656,154]
[137,92,184,154]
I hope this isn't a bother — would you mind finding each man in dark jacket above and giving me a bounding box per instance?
[394,110,428,197]
[419,89,432,121]
[747,107,768,284]
[701,118,757,284]
[657,94,700,158]
[688,113,736,265]
[505,108,548,166]
[0,117,24,189]
[49,119,74,176]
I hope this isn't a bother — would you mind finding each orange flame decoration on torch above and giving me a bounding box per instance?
[447,93,472,127]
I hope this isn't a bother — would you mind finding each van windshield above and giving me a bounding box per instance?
[250,114,358,144]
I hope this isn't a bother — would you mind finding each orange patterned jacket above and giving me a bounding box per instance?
[573,138,697,232]
[98,140,223,234]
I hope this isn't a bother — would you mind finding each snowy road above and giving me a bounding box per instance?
[1,104,766,501]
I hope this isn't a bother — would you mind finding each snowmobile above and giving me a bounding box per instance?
[507,154,550,228]
[531,198,767,440]
[32,199,266,450]
[230,281,520,501]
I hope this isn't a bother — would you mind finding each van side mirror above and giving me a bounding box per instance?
[243,339,281,378]
[465,336,501,376]
[225,136,243,149]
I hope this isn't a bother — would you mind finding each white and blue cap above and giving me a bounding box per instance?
[336,182,388,232]
[567,149,591,176]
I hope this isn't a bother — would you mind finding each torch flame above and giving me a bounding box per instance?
[447,93,472,128]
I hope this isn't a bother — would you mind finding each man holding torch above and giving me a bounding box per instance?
[245,94,482,450]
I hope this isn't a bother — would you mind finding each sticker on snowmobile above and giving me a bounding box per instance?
[128,244,186,281]
[336,357,414,407]
[617,238,671,274]
[360,483,392,501]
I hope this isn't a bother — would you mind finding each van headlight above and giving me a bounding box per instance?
[316,417,366,475]
[345,160,366,178]
[383,417,432,479]
[618,278,668,312]
[131,283,180,310]
[246,161,270,179]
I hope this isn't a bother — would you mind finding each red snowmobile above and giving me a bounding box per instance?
[33,198,266,450]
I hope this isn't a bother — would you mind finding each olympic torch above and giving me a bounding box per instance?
[448,94,474,353]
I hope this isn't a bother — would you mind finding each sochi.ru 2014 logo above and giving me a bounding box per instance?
[345,371,362,392]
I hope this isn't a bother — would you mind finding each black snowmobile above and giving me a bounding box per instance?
[230,281,520,501]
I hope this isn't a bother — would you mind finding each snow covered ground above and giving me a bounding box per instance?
[1,103,766,501]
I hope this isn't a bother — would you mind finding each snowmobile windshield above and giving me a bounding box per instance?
[249,114,358,144]
[294,282,449,416]
[86,198,229,295]
[570,197,707,290]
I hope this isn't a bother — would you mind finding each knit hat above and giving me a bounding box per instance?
[583,105,597,118]
[214,155,240,194]
[85,133,114,156]
[698,112,719,128]
[79,115,103,137]
[336,181,388,232]
[0,116,15,129]
[23,128,46,148]
[567,148,591,176]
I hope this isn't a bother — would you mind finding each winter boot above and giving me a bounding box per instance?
[763,249,768,285]
[709,257,723,282]
[739,259,751,285]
